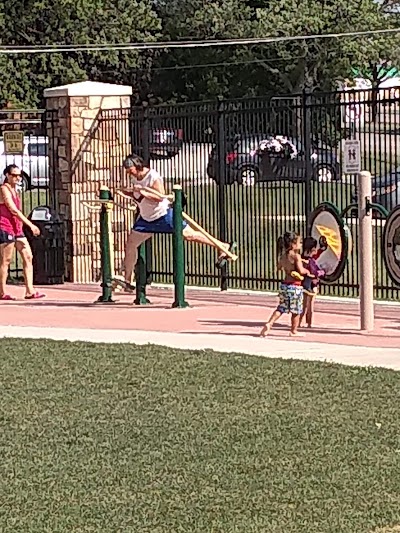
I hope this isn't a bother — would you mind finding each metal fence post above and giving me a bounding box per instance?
[302,89,313,229]
[358,170,374,331]
[97,186,114,303]
[217,96,228,291]
[134,243,151,305]
[172,185,189,308]
[142,102,153,286]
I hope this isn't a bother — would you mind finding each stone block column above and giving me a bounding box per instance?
[44,81,132,282]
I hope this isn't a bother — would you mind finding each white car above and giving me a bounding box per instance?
[0,136,49,191]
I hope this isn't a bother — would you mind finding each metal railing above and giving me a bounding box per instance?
[93,88,400,300]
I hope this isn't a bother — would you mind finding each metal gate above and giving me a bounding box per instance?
[94,88,400,301]
[0,109,58,279]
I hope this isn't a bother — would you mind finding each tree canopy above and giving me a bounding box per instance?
[0,0,161,107]
[0,0,398,108]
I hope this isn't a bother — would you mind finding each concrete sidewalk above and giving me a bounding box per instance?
[2,325,400,371]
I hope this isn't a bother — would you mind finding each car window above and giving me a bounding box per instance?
[235,135,268,152]
[291,138,303,152]
[235,134,302,154]
[28,143,47,157]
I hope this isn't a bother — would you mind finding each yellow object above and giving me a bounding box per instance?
[315,224,341,259]
[291,271,304,281]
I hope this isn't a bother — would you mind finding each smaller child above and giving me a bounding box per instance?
[260,231,310,338]
[300,237,326,328]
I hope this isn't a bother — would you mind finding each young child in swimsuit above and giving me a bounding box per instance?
[300,236,326,328]
[260,231,310,338]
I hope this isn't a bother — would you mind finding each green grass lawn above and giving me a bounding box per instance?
[1,339,400,533]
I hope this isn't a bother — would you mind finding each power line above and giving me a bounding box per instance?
[0,28,399,54]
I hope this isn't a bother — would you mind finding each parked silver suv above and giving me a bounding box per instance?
[0,136,49,190]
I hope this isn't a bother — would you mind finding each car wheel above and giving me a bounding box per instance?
[239,167,259,186]
[314,165,335,183]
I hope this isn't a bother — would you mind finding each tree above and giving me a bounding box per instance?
[250,0,399,91]
[152,0,399,100]
[151,0,260,102]
[0,0,161,108]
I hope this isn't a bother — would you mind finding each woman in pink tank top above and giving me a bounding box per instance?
[0,165,45,300]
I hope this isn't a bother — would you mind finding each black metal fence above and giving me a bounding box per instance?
[100,87,400,300]
[0,109,58,278]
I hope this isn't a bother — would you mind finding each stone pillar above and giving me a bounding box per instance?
[44,81,132,282]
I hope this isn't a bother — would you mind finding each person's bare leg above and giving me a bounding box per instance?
[183,226,230,255]
[124,230,152,285]
[289,314,304,337]
[300,294,310,328]
[15,239,35,296]
[260,310,282,337]
[0,243,15,297]
[306,296,314,328]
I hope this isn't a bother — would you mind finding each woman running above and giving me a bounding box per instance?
[0,165,45,300]
[121,154,237,288]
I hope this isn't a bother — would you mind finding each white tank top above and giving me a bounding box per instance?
[131,169,170,222]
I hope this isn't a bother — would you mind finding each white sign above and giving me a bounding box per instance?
[343,139,361,174]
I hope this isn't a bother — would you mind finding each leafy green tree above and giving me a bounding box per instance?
[0,0,161,108]
[151,0,260,102]
[152,0,399,100]
[250,0,398,91]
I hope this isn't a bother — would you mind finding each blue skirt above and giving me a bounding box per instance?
[133,208,187,234]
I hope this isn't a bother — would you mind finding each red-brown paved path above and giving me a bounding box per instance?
[1,283,399,349]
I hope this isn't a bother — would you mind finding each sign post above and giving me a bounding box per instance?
[358,171,374,332]
[343,139,361,175]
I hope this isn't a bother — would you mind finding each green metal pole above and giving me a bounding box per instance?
[172,185,189,308]
[134,242,151,305]
[97,185,114,303]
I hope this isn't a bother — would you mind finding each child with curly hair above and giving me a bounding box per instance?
[300,236,326,328]
[260,232,310,338]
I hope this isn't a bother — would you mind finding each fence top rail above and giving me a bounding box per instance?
[96,87,400,120]
[0,119,44,125]
[0,109,48,114]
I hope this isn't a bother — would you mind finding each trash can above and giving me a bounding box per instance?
[24,206,65,285]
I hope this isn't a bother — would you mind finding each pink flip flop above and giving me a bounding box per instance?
[0,294,16,301]
[25,292,46,300]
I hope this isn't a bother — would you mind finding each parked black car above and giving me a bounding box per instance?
[352,166,400,215]
[206,133,341,186]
